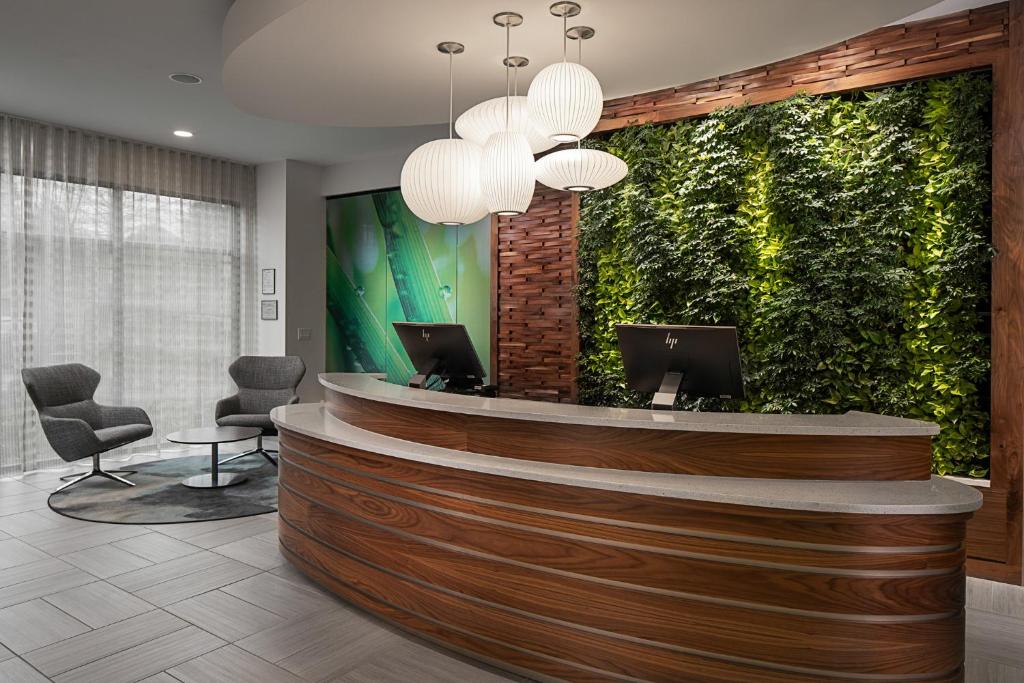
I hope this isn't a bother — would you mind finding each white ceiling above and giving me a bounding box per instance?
[0,0,988,166]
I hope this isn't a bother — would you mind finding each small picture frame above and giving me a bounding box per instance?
[262,268,276,295]
[261,299,278,321]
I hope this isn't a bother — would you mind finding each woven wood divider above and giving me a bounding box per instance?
[490,2,1023,582]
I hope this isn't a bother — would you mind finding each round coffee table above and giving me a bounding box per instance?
[165,426,262,489]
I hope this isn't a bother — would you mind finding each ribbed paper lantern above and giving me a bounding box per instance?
[535,148,627,192]
[456,96,555,154]
[400,138,488,226]
[480,131,535,216]
[527,61,603,143]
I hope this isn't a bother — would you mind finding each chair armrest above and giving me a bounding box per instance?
[97,404,152,428]
[216,394,241,420]
[38,416,102,462]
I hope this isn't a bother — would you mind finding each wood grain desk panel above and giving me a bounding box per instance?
[325,391,933,481]
[277,430,970,682]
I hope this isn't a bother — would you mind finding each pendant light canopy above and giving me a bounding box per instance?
[456,57,555,154]
[400,42,487,226]
[480,12,535,217]
[528,2,603,143]
[535,25,627,193]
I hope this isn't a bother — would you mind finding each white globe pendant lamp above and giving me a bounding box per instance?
[400,42,487,226]
[535,26,628,192]
[535,145,627,191]
[480,12,535,217]
[528,2,603,144]
[456,57,555,155]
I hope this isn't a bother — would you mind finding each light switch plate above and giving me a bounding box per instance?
[297,327,311,341]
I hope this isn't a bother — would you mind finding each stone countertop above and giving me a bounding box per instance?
[319,372,940,437]
[272,403,980,515]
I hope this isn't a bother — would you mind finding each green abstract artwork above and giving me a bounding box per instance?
[326,189,491,386]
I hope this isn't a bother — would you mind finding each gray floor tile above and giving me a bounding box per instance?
[138,674,181,683]
[0,598,90,654]
[23,610,187,678]
[107,551,228,593]
[276,611,404,682]
[148,517,258,542]
[132,559,261,607]
[0,479,44,497]
[167,644,305,683]
[0,642,12,662]
[0,557,73,589]
[165,589,284,642]
[340,639,520,683]
[52,625,225,683]
[60,543,154,579]
[0,538,51,570]
[235,608,361,664]
[221,571,337,620]
[44,580,154,628]
[0,510,86,538]
[968,609,1024,669]
[0,490,50,516]
[175,516,277,550]
[210,535,285,570]
[112,532,201,563]
[0,657,50,683]
[965,655,1024,683]
[20,521,149,556]
[0,566,94,609]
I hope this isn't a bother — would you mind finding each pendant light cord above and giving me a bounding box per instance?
[505,21,511,130]
[562,12,567,62]
[448,49,454,139]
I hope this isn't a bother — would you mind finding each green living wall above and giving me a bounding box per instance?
[578,72,993,477]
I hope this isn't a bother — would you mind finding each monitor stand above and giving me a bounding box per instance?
[408,358,441,389]
[651,371,684,411]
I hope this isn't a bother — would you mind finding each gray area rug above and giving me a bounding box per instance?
[48,455,277,524]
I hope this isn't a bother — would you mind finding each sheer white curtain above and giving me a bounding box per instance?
[0,114,258,476]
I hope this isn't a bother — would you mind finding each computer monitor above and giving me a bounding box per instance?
[615,324,744,410]
[392,322,487,391]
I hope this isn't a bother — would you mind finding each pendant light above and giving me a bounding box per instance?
[455,57,555,154]
[535,26,628,192]
[400,42,488,226]
[528,2,603,143]
[480,12,536,217]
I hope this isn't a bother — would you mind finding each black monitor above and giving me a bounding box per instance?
[615,324,744,410]
[393,322,487,391]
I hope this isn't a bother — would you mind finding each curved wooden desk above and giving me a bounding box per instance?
[272,373,982,683]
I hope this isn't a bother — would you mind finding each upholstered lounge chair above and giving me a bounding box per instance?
[21,363,153,493]
[215,355,305,467]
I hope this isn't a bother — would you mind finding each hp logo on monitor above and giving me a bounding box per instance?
[421,329,431,342]
[665,333,678,350]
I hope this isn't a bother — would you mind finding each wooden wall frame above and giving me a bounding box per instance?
[491,1,1024,583]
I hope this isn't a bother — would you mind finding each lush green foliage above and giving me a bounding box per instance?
[577,73,993,477]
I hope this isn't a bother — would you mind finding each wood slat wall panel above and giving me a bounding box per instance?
[493,186,578,403]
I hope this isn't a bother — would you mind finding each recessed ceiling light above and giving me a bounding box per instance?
[173,130,194,138]
[169,73,202,85]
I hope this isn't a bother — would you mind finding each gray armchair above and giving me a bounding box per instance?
[215,355,305,466]
[21,363,153,493]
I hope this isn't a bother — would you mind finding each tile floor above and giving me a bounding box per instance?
[0,449,1020,682]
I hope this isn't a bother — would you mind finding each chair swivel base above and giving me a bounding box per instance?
[54,455,136,494]
[218,434,277,468]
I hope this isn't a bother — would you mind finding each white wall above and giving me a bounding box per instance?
[256,159,325,402]
[320,152,404,197]
[256,160,287,356]
[284,161,326,402]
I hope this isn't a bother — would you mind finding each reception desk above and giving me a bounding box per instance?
[271,373,982,683]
